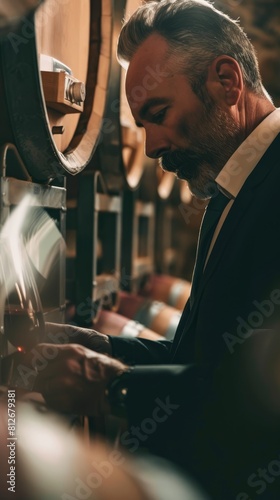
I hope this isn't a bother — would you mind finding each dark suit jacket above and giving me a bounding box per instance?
[111,133,280,367]
[109,134,280,498]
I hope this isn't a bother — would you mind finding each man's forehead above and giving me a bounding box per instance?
[125,33,171,91]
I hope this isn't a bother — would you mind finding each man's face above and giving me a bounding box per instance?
[125,33,242,199]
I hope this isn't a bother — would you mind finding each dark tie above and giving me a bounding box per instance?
[189,191,230,308]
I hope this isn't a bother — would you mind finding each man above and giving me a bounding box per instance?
[19,1,280,497]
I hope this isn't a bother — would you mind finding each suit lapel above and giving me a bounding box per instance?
[202,132,280,292]
[199,187,253,293]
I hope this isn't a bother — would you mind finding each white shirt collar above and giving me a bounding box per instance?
[215,108,280,199]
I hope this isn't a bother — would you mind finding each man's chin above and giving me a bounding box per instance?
[187,177,218,200]
[175,170,186,181]
[188,187,211,200]
[160,161,219,200]
[161,167,210,199]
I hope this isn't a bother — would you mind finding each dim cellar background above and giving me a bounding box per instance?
[0,0,280,499]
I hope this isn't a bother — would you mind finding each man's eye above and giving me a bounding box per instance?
[151,108,167,124]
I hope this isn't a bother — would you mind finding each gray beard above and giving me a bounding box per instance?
[160,105,242,199]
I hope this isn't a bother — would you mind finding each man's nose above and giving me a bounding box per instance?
[145,130,170,159]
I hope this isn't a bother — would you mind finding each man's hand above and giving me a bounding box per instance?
[31,343,127,416]
[44,322,113,356]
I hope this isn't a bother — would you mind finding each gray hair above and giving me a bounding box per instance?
[117,0,264,97]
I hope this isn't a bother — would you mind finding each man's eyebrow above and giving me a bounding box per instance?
[135,97,169,127]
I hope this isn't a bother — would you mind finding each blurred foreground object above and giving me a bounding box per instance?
[0,389,208,499]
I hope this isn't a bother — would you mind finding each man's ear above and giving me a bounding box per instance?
[206,55,243,106]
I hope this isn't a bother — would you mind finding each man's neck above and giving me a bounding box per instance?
[236,91,275,140]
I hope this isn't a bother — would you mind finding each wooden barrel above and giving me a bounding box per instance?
[93,309,163,341]
[140,274,191,311]
[117,291,181,340]
[0,0,114,181]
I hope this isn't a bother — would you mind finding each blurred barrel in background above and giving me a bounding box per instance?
[93,309,164,341]
[139,274,191,311]
[117,291,181,340]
